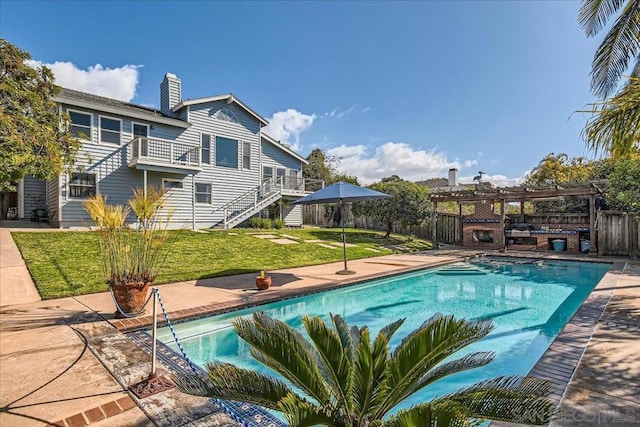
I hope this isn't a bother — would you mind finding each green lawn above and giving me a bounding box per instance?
[12,228,432,299]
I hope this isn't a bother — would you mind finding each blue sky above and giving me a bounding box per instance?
[1,1,602,185]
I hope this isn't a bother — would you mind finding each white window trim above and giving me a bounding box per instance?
[201,133,212,165]
[194,182,213,204]
[262,165,274,182]
[67,108,93,142]
[241,141,251,170]
[131,122,150,140]
[67,172,98,200]
[98,114,122,145]
[162,178,184,190]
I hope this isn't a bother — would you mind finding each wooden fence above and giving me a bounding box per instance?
[598,210,640,257]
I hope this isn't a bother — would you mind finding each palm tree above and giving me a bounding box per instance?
[174,312,554,426]
[578,0,640,98]
[582,77,640,158]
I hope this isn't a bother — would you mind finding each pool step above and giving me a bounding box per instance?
[435,265,488,276]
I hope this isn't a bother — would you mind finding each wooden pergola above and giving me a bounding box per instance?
[427,181,606,250]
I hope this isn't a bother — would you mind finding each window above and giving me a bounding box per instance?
[162,179,184,190]
[69,172,96,198]
[215,136,238,168]
[212,109,239,123]
[69,111,91,140]
[201,134,211,164]
[99,116,121,144]
[242,141,251,169]
[133,123,149,138]
[195,183,212,204]
[289,169,299,189]
[263,165,273,183]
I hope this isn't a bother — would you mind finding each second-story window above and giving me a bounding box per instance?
[242,141,251,169]
[216,137,238,168]
[100,116,121,144]
[263,165,273,183]
[201,134,211,164]
[69,111,92,140]
[133,123,149,138]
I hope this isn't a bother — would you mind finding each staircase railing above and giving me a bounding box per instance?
[216,178,280,228]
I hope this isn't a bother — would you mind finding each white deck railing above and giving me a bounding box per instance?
[128,137,201,168]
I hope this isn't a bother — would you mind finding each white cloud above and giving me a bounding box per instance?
[337,104,357,118]
[362,106,371,113]
[26,60,140,102]
[263,109,317,151]
[327,142,478,184]
[459,173,525,187]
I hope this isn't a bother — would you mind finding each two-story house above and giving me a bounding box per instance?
[14,73,312,229]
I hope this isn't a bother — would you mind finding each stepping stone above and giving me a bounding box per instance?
[191,229,208,233]
[382,245,407,250]
[365,248,381,253]
[279,234,300,240]
[228,232,238,236]
[271,238,298,245]
[304,239,324,243]
[254,234,278,239]
[330,242,358,248]
[317,243,339,249]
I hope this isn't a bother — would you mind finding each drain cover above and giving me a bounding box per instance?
[129,375,175,399]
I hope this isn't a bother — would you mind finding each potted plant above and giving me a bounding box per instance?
[255,269,271,290]
[85,187,171,317]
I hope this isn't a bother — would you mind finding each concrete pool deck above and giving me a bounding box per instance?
[1,225,638,426]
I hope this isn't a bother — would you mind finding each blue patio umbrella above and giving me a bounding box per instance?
[292,182,390,274]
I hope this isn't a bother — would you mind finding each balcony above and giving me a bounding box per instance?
[127,137,202,173]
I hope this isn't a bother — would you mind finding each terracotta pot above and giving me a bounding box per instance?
[111,281,151,317]
[256,276,272,290]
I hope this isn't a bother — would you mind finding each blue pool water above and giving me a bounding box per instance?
[157,258,609,413]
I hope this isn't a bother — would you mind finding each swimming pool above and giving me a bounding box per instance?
[156,258,609,414]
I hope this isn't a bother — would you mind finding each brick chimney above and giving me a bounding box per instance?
[160,73,181,115]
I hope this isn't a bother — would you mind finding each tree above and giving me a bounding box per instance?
[607,157,640,217]
[303,149,334,191]
[525,153,595,213]
[578,0,640,98]
[174,312,553,426]
[353,178,431,238]
[582,77,640,159]
[0,39,81,191]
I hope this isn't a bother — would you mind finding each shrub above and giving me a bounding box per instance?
[272,218,285,229]
[247,217,263,229]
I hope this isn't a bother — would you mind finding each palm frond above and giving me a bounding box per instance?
[415,352,496,391]
[303,315,354,415]
[582,76,640,158]
[277,392,337,427]
[579,0,626,37]
[172,362,292,410]
[382,401,476,427]
[376,314,493,418]
[379,317,405,341]
[589,0,640,97]
[353,326,391,420]
[331,314,357,359]
[441,375,554,425]
[233,312,332,403]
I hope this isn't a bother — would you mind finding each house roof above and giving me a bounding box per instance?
[53,88,191,129]
[416,178,448,188]
[173,93,269,126]
[261,133,308,164]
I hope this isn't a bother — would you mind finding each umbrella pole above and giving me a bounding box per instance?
[337,199,354,275]
[342,199,347,272]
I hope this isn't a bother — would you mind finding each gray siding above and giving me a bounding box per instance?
[46,178,60,225]
[283,203,303,227]
[22,176,46,219]
[261,138,304,179]
[187,100,262,228]
[59,104,192,227]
